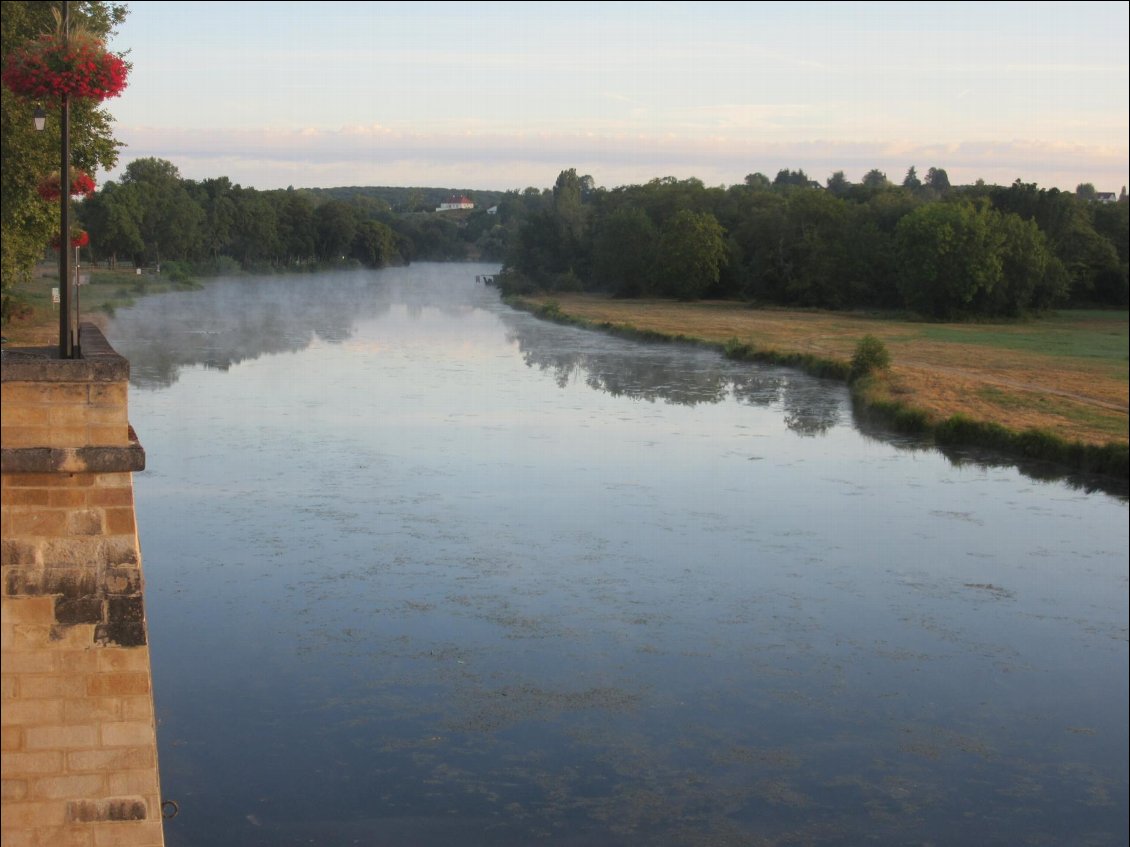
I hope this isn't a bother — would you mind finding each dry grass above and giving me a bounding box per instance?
[525,294,1129,447]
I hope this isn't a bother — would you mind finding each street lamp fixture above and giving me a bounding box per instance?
[34,107,46,132]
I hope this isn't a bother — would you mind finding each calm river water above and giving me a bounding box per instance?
[104,263,1128,847]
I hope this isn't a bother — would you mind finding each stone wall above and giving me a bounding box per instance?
[2,325,165,847]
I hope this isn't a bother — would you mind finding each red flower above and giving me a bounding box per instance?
[1,32,128,102]
[37,169,97,201]
[52,229,90,249]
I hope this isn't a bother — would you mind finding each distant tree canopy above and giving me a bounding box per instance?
[496,168,1128,316]
[31,154,1130,322]
[70,160,518,273]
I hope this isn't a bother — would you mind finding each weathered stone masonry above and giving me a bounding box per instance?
[2,324,164,847]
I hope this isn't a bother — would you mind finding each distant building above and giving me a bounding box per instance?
[1095,192,1117,203]
[437,195,474,211]
[486,205,499,215]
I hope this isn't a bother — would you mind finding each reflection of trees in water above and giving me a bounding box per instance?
[107,272,398,388]
[108,265,505,389]
[501,312,843,434]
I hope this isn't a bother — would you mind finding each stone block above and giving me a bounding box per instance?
[30,772,106,801]
[9,510,68,537]
[63,697,122,724]
[49,623,97,649]
[92,819,165,846]
[99,721,155,748]
[2,597,56,625]
[1,749,65,774]
[1,724,24,750]
[96,650,152,674]
[0,800,60,829]
[94,621,147,648]
[19,674,87,700]
[118,697,156,723]
[104,509,136,535]
[1,777,29,800]
[55,596,105,626]
[66,510,105,537]
[86,487,133,508]
[0,698,64,727]
[86,673,150,698]
[106,769,159,797]
[67,746,154,773]
[67,795,148,823]
[24,723,97,750]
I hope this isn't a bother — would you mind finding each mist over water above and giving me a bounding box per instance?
[105,264,1129,847]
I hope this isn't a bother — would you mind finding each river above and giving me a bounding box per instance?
[103,262,1129,847]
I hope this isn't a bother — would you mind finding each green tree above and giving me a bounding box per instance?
[861,169,890,190]
[119,158,204,265]
[593,206,657,297]
[1074,183,1097,202]
[925,167,950,192]
[313,200,359,261]
[351,219,398,268]
[80,179,142,267]
[656,210,726,299]
[896,200,1004,318]
[826,170,851,196]
[902,166,921,190]
[1,0,128,317]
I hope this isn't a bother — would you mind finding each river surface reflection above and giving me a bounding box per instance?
[104,263,1129,847]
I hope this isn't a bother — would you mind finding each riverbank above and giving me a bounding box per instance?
[512,293,1129,481]
[2,263,201,346]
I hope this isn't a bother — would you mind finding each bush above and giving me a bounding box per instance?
[850,334,891,381]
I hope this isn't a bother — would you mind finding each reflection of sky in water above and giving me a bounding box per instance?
[106,265,1129,847]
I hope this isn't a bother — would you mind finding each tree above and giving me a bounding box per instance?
[1,0,128,317]
[593,206,657,297]
[351,219,398,268]
[744,172,771,190]
[925,167,950,192]
[119,158,204,264]
[773,169,811,189]
[861,169,890,190]
[313,200,358,261]
[895,200,1004,318]
[1074,183,1097,202]
[81,179,142,267]
[656,210,727,299]
[826,171,851,196]
[902,166,921,190]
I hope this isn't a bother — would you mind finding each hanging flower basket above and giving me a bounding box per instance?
[37,168,97,201]
[1,30,128,101]
[52,228,90,249]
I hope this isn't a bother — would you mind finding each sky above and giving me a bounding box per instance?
[100,1,1129,194]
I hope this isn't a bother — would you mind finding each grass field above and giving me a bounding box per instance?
[517,294,1129,450]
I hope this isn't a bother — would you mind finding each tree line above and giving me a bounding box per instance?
[498,168,1129,318]
[76,158,513,273]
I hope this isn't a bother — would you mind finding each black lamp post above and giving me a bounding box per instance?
[59,2,76,358]
[33,2,77,358]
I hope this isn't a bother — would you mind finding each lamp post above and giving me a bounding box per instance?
[33,2,77,357]
[59,1,76,358]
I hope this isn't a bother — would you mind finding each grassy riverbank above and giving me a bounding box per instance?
[514,294,1129,480]
[2,263,201,345]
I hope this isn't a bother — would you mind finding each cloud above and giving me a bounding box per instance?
[105,125,1129,193]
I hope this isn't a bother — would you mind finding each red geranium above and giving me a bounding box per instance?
[52,229,90,249]
[1,31,128,102]
[37,169,96,201]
